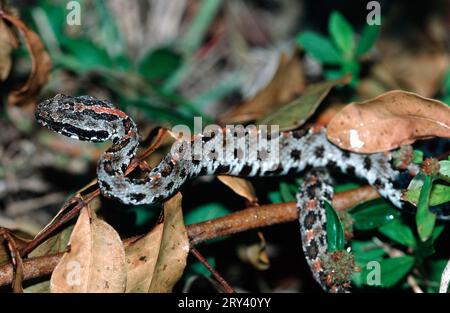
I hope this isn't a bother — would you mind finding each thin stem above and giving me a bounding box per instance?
[190,247,234,293]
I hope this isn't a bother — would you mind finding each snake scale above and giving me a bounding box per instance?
[36,94,447,293]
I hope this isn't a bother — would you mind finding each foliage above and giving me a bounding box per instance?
[296,11,380,87]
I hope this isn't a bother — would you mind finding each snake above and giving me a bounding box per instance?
[36,94,448,293]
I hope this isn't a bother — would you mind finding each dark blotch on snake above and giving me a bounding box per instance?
[306,239,319,260]
[303,211,318,229]
[130,193,146,202]
[314,146,325,158]
[364,157,372,170]
[290,149,302,160]
[166,182,174,191]
[239,164,252,176]
[346,165,355,175]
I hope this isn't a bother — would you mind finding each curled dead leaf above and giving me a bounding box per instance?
[124,193,189,292]
[1,12,51,107]
[220,52,305,124]
[0,18,18,81]
[327,90,450,153]
[50,206,126,293]
[217,176,257,204]
[237,232,270,271]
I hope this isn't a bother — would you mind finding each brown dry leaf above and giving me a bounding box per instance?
[314,102,346,128]
[380,50,449,98]
[0,18,18,81]
[0,231,29,264]
[217,176,257,204]
[50,206,126,293]
[237,232,270,271]
[220,52,305,123]
[1,12,51,107]
[124,193,189,292]
[327,90,450,153]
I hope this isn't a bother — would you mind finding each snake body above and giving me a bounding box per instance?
[36,94,444,292]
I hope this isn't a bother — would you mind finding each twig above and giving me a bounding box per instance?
[190,247,234,293]
[0,253,63,287]
[439,258,450,293]
[407,275,424,293]
[0,185,379,287]
[188,185,379,244]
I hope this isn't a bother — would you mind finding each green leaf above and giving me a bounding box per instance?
[268,190,283,204]
[350,198,400,230]
[259,76,349,131]
[325,201,345,251]
[296,31,342,64]
[416,174,436,242]
[352,240,386,262]
[378,256,415,288]
[427,259,448,292]
[443,69,450,95]
[328,11,355,57]
[180,0,223,55]
[431,224,445,243]
[378,220,416,248]
[59,38,114,71]
[439,160,450,181]
[404,173,450,206]
[279,182,296,202]
[355,24,380,57]
[138,47,183,82]
[413,150,424,164]
[185,203,231,225]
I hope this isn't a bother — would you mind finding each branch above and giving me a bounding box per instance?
[0,185,379,287]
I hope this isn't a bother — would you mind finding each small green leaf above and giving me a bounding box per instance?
[439,160,450,181]
[350,198,400,230]
[404,173,450,206]
[325,201,345,252]
[413,150,424,164]
[416,174,436,242]
[138,47,182,82]
[378,220,416,248]
[443,69,450,95]
[296,31,342,64]
[329,11,355,57]
[426,259,448,292]
[279,182,296,202]
[259,76,349,131]
[431,224,445,243]
[378,256,415,288]
[355,24,380,57]
[352,240,385,262]
[268,190,283,204]
[59,38,113,70]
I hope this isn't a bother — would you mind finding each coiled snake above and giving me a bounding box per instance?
[36,94,447,293]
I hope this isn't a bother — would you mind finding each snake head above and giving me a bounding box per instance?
[36,94,113,142]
